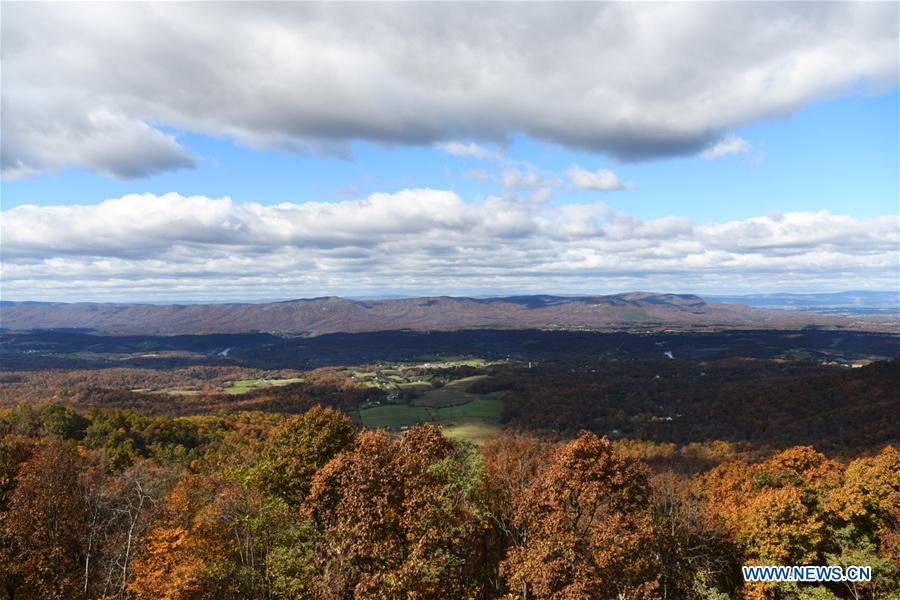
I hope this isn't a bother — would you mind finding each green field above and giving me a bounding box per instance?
[357,388,505,444]
[397,381,433,393]
[357,404,431,428]
[413,375,488,407]
[222,377,305,395]
[349,358,508,399]
[131,387,200,396]
[441,420,502,445]
[435,396,503,420]
[350,364,507,444]
[413,358,495,368]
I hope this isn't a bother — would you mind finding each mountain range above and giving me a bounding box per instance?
[3,292,891,336]
[706,291,899,316]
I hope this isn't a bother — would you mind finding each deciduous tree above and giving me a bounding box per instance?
[2,442,89,600]
[261,406,355,506]
[501,431,657,599]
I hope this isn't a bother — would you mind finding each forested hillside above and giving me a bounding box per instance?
[0,293,864,335]
[489,358,900,450]
[1,350,897,598]
[1,405,897,599]
[4,358,896,452]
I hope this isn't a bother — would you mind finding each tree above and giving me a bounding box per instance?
[127,472,214,600]
[826,526,899,600]
[128,469,270,600]
[501,431,657,599]
[1,442,89,600]
[126,525,203,600]
[39,404,89,441]
[695,447,840,573]
[265,520,320,600]
[824,446,900,598]
[647,472,737,599]
[304,428,406,597]
[742,485,824,565]
[303,425,491,598]
[754,446,843,501]
[480,431,555,595]
[105,461,168,599]
[827,446,899,561]
[260,406,355,506]
[481,431,555,544]
[0,436,35,599]
[691,459,756,534]
[391,426,492,597]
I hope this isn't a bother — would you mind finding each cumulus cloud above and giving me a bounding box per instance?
[2,2,896,178]
[568,167,635,191]
[702,135,750,160]
[2,109,196,180]
[502,167,546,190]
[438,142,501,160]
[460,164,561,193]
[2,191,897,300]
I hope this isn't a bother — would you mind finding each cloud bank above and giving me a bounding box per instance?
[2,2,896,179]
[2,192,897,301]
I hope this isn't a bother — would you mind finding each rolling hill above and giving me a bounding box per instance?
[1,292,882,336]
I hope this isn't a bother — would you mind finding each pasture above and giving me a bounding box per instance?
[412,375,489,407]
[357,404,431,428]
[356,382,506,444]
[441,420,502,445]
[222,377,305,395]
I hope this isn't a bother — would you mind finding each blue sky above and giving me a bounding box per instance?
[5,91,897,223]
[1,2,898,301]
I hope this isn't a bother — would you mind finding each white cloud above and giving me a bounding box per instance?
[2,109,196,180]
[462,164,561,193]
[438,141,501,160]
[702,135,750,160]
[568,167,635,191]
[502,167,546,190]
[2,191,897,300]
[2,2,896,178]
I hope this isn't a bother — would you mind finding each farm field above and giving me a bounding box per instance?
[441,419,502,444]
[436,395,503,419]
[132,387,202,396]
[131,377,306,396]
[356,404,431,428]
[350,359,502,387]
[412,375,489,407]
[222,377,305,394]
[356,379,506,443]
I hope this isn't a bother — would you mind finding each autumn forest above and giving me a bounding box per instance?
[0,349,898,599]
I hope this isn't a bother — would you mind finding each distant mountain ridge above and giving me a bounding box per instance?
[2,292,886,335]
[707,291,900,316]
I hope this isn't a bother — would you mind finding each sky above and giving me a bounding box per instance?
[1,2,898,302]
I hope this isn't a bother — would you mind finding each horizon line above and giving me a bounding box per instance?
[2,289,897,306]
